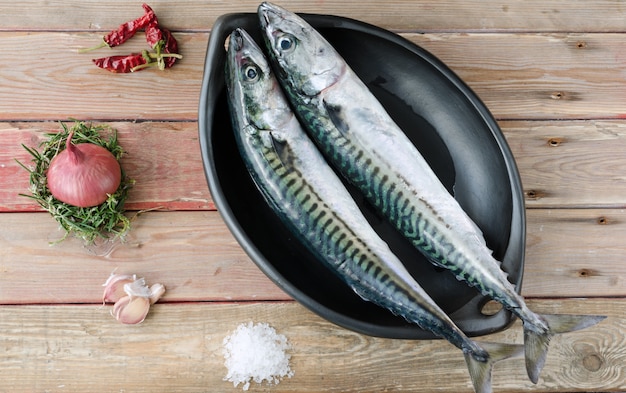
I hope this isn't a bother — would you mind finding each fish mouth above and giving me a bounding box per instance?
[230,28,244,52]
[258,2,284,30]
[229,28,266,70]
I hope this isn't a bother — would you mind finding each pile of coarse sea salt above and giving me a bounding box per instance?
[223,322,294,390]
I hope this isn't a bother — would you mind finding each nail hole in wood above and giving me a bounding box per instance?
[577,268,598,278]
[551,92,564,100]
[548,138,562,147]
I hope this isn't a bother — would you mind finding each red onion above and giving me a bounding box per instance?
[46,130,122,208]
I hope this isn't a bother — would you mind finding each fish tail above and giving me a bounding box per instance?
[524,313,607,384]
[463,342,524,393]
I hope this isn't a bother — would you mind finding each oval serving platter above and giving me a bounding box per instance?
[198,12,526,339]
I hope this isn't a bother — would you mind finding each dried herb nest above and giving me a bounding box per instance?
[18,121,134,244]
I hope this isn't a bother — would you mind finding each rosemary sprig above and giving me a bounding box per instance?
[16,120,134,244]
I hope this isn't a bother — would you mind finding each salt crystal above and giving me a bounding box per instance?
[222,322,294,390]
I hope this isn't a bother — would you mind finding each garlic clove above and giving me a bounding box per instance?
[103,273,166,324]
[112,295,151,324]
[148,283,166,304]
[102,273,136,303]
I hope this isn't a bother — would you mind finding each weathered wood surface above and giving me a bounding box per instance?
[0,299,623,393]
[1,0,625,392]
[0,211,291,305]
[1,122,213,212]
[5,120,626,212]
[1,32,626,121]
[2,0,626,32]
[1,210,625,304]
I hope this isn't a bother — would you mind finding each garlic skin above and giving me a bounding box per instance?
[123,277,152,298]
[102,273,165,325]
[148,283,166,304]
[102,273,136,303]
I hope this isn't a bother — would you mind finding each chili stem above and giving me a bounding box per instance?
[147,52,183,59]
[78,40,109,53]
[130,62,157,72]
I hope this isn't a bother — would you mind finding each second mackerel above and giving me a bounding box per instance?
[226,27,521,393]
[258,1,606,385]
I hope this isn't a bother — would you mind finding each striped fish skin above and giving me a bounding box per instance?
[225,27,504,367]
[258,2,605,385]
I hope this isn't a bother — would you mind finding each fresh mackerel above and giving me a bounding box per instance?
[258,2,606,385]
[226,28,520,393]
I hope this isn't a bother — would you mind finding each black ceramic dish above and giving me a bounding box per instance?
[198,12,526,339]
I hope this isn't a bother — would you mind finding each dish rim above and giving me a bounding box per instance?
[198,11,526,339]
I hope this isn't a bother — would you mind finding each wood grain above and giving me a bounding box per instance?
[1,122,214,212]
[0,211,290,304]
[503,120,626,208]
[2,2,626,392]
[2,32,626,121]
[0,32,205,121]
[1,209,624,304]
[408,32,626,120]
[2,0,626,32]
[6,120,626,211]
[525,209,626,297]
[0,299,622,393]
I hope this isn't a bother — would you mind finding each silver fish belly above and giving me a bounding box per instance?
[258,1,605,385]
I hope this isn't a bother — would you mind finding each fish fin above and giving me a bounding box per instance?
[463,342,524,393]
[349,284,372,303]
[267,131,295,167]
[524,313,606,384]
[322,100,351,139]
[523,325,552,384]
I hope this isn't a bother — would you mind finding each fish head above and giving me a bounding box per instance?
[258,2,344,97]
[226,28,293,146]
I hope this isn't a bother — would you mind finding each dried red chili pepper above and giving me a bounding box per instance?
[80,3,181,73]
[93,53,150,73]
[143,3,162,47]
[145,21,163,50]
[160,28,181,69]
[143,25,182,70]
[79,4,156,53]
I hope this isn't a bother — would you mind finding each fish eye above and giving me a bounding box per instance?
[277,35,295,52]
[242,64,259,81]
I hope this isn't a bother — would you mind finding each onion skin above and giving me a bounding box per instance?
[46,131,122,208]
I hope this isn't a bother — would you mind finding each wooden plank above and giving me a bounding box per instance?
[408,32,626,120]
[2,32,626,122]
[0,32,205,121]
[2,0,626,33]
[2,209,625,304]
[0,298,622,392]
[503,120,626,208]
[524,209,626,298]
[5,120,626,211]
[0,211,290,304]
[1,121,214,212]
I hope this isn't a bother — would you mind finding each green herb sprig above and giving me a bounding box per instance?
[17,121,134,244]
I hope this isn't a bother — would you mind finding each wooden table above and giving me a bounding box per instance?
[1,1,625,392]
